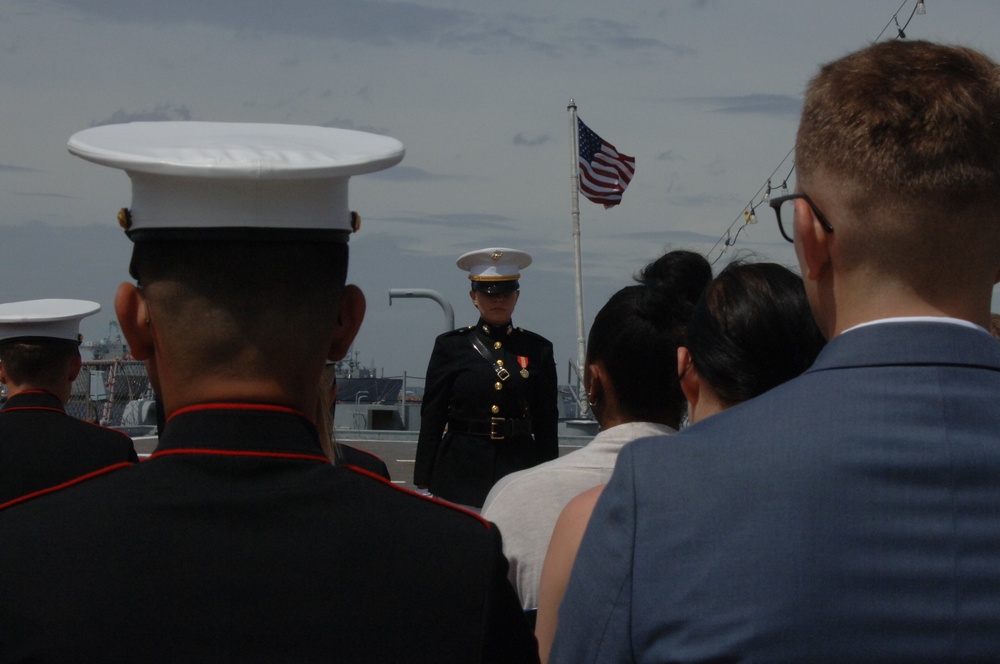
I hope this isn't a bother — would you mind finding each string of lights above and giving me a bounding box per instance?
[705,147,793,263]
[706,0,926,265]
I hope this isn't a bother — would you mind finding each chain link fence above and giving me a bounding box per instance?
[67,359,156,435]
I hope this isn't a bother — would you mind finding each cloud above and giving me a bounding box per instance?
[365,166,462,182]
[711,94,802,116]
[658,172,684,194]
[0,221,133,346]
[571,18,693,56]
[0,164,36,173]
[321,117,391,135]
[513,133,551,147]
[91,103,194,127]
[53,0,474,46]
[607,229,728,245]
[705,157,728,178]
[671,192,743,207]
[13,191,74,199]
[380,213,514,231]
[52,0,676,57]
[656,150,680,162]
[438,24,561,56]
[430,11,562,55]
[685,94,802,117]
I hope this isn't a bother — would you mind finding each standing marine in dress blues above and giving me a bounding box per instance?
[415,247,558,509]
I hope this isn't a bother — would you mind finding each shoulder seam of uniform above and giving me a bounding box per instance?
[515,328,552,342]
[439,326,473,338]
[344,466,493,530]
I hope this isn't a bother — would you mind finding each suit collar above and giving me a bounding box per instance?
[843,316,987,335]
[810,321,1000,373]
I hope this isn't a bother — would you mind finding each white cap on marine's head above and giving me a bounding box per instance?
[457,247,532,294]
[0,299,101,346]
[67,121,405,242]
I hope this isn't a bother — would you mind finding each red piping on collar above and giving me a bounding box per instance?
[13,389,56,397]
[167,402,311,422]
[1,390,66,414]
[0,462,134,512]
[149,448,330,464]
[1,405,65,414]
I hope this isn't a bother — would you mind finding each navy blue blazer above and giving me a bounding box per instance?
[0,405,538,663]
[552,322,1000,663]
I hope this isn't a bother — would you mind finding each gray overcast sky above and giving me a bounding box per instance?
[1,0,997,382]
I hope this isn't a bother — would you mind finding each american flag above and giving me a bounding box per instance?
[577,117,635,208]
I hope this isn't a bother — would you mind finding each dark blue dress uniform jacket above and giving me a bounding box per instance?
[415,319,559,507]
[0,389,137,506]
[552,322,1000,663]
[0,404,538,663]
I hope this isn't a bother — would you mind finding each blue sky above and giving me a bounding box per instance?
[0,0,997,381]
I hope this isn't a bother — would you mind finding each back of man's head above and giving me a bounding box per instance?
[130,240,348,384]
[0,340,79,396]
[796,41,1000,289]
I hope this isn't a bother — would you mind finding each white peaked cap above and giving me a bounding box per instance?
[67,122,405,239]
[456,247,532,281]
[0,299,101,345]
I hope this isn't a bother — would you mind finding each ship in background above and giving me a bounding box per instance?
[70,321,153,436]
[69,322,597,442]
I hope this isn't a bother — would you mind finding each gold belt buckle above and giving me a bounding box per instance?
[490,417,505,440]
[496,366,510,381]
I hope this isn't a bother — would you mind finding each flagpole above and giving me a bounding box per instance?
[567,99,588,417]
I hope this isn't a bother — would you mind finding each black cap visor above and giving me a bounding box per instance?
[471,279,520,294]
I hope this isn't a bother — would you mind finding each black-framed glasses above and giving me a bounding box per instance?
[768,193,835,243]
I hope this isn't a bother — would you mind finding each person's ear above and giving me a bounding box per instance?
[328,285,366,361]
[585,362,604,403]
[67,353,83,382]
[115,282,155,361]
[794,197,831,281]
[469,290,478,308]
[678,346,700,411]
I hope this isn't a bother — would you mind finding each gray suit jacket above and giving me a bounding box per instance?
[552,321,1000,663]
